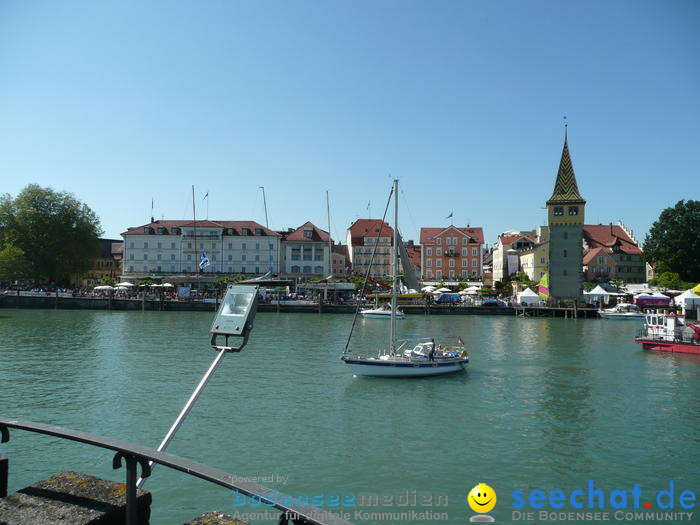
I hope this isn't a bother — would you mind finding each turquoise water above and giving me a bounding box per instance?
[1,310,698,524]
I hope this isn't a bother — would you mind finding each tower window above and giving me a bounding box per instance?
[568,206,579,216]
[563,232,568,240]
[563,249,568,257]
[553,207,564,216]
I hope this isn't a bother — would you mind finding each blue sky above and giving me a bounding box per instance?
[1,1,698,247]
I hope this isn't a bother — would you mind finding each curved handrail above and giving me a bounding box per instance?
[0,417,353,525]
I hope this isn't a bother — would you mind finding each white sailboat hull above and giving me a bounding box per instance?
[342,357,468,377]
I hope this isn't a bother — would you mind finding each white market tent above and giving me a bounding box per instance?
[93,285,114,291]
[676,289,700,311]
[516,287,541,305]
[584,285,611,305]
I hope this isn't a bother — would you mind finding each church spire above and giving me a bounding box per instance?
[546,129,585,205]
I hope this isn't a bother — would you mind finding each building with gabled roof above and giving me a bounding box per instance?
[346,219,394,278]
[583,222,645,283]
[279,222,332,277]
[419,225,484,281]
[492,230,536,283]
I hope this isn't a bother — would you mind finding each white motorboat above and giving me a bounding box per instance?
[341,179,468,377]
[599,302,645,319]
[360,303,406,319]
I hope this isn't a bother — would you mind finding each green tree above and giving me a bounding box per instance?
[0,245,27,281]
[644,200,700,282]
[649,272,693,291]
[0,185,103,283]
[608,278,625,292]
[100,275,117,287]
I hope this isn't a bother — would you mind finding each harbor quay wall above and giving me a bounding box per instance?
[0,295,599,317]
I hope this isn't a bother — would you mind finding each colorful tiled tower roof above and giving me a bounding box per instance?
[546,132,586,205]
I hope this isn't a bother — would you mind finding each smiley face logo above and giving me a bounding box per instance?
[468,483,496,514]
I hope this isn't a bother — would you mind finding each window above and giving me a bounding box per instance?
[568,206,579,216]
[427,269,433,278]
[129,242,134,249]
[463,238,468,245]
[472,259,478,267]
[157,242,162,249]
[255,266,260,273]
[449,259,455,267]
[228,266,233,272]
[472,247,478,256]
[427,259,432,267]
[446,237,451,246]
[563,269,568,276]
[211,255,216,262]
[449,270,455,279]
[228,243,233,249]
[453,237,458,245]
[242,243,246,250]
[563,249,568,257]
[436,270,442,279]
[171,242,176,249]
[129,253,134,260]
[554,206,564,216]
[314,265,323,273]
[157,254,162,261]
[171,254,175,261]
[242,254,246,261]
[563,232,568,240]
[269,243,273,250]
[462,259,467,267]
[436,259,442,267]
[212,243,216,249]
[426,247,432,256]
[437,248,442,256]
[540,256,546,264]
[242,267,246,273]
[303,266,311,273]
[129,265,134,272]
[228,255,232,261]
[200,243,204,250]
[143,242,148,249]
[255,228,262,235]
[436,238,441,245]
[188,243,192,249]
[304,229,313,238]
[255,243,260,250]
[143,254,148,260]
[462,270,468,278]
[187,254,192,261]
[462,248,467,256]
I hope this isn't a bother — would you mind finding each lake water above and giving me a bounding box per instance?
[1,309,698,524]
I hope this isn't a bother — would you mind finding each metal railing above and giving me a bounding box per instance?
[0,417,353,525]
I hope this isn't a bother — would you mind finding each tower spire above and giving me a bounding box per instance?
[546,125,585,205]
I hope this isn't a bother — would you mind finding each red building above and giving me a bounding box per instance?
[420,226,484,282]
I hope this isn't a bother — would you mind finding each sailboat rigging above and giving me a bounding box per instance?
[341,179,469,377]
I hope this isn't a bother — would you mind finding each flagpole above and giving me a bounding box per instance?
[192,185,198,275]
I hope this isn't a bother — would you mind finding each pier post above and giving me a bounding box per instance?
[0,457,7,497]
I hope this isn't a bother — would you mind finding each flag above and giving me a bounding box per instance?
[446,212,453,219]
[457,336,464,345]
[199,251,210,270]
[203,192,208,200]
[538,272,549,300]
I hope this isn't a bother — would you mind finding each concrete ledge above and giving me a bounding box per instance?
[184,510,247,524]
[0,470,151,524]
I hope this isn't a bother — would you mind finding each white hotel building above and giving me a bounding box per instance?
[121,220,281,280]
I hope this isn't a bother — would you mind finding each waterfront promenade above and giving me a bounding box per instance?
[0,293,601,317]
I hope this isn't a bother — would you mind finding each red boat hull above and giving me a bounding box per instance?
[635,338,700,355]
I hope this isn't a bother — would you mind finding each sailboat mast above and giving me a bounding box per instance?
[192,185,198,274]
[390,179,398,353]
[326,190,332,280]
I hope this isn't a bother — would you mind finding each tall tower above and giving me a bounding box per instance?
[546,129,585,301]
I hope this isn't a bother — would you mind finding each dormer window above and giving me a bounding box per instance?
[255,228,263,235]
[553,207,564,216]
[157,227,167,234]
[303,228,313,239]
[242,228,250,235]
[172,228,181,235]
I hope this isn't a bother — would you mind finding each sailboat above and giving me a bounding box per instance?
[341,179,469,377]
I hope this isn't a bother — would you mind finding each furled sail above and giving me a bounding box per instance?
[397,232,419,292]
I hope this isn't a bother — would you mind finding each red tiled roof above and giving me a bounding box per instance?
[122,220,280,237]
[498,235,534,246]
[348,219,394,246]
[283,221,330,242]
[583,225,642,255]
[419,226,485,244]
[583,247,615,265]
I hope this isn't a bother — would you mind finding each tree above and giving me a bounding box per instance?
[644,200,700,282]
[0,185,103,283]
[0,245,27,282]
[649,272,694,291]
[100,275,117,287]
